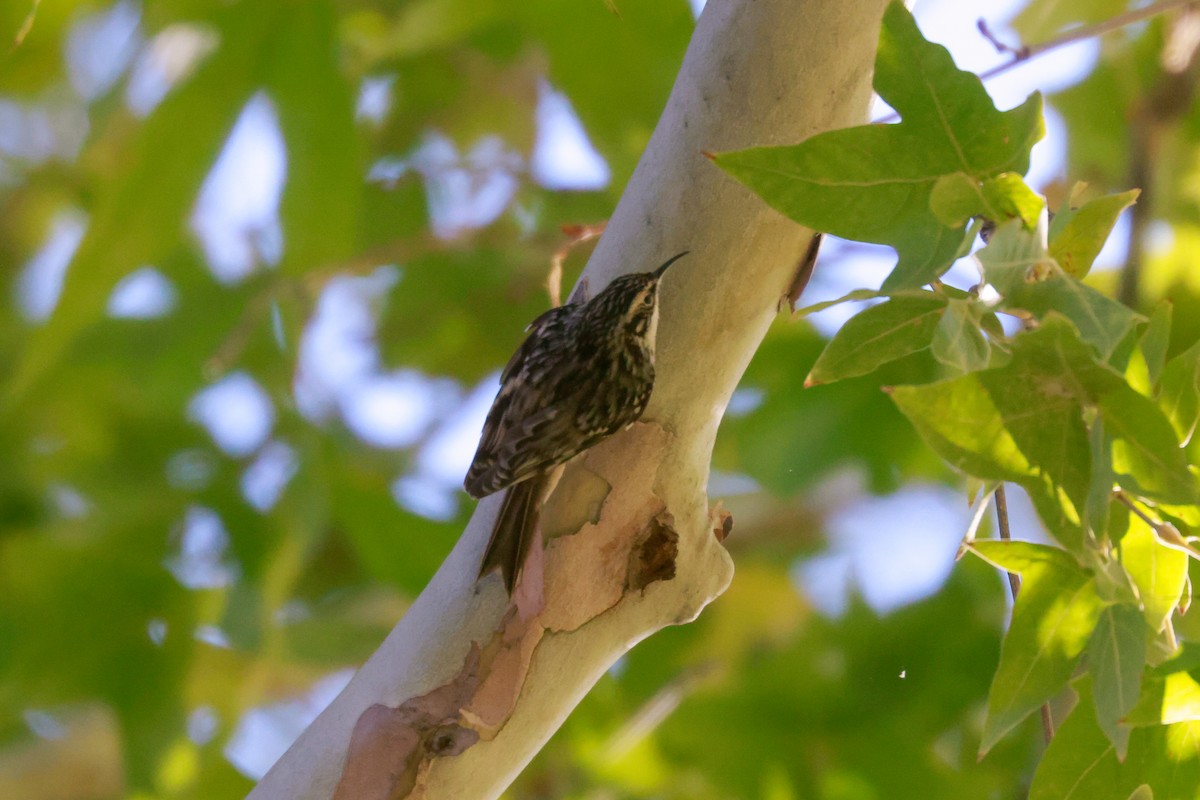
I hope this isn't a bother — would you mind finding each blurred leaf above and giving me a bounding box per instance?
[1142,303,1173,389]
[517,0,694,187]
[1127,302,1173,398]
[1119,516,1189,632]
[929,171,1042,230]
[806,293,946,385]
[1087,420,1114,542]
[1048,188,1139,278]
[1158,338,1200,444]
[267,2,363,275]
[6,8,275,399]
[931,298,991,375]
[727,323,930,496]
[1101,387,1197,505]
[1012,0,1130,41]
[1027,679,1123,800]
[1087,604,1146,757]
[970,540,1104,753]
[1127,671,1200,727]
[713,3,1043,290]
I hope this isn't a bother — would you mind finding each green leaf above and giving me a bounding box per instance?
[1086,420,1114,542]
[1028,679,1123,800]
[806,293,947,385]
[974,542,1104,753]
[931,298,991,375]
[266,2,363,274]
[1021,273,1141,360]
[982,172,1046,229]
[1119,515,1189,632]
[930,172,985,228]
[1141,302,1173,389]
[1127,672,1200,727]
[977,220,1141,359]
[1048,187,1139,278]
[968,539,1081,575]
[712,2,1044,290]
[1100,387,1198,505]
[6,8,273,399]
[1088,604,1147,757]
[1158,338,1200,445]
[892,318,1120,550]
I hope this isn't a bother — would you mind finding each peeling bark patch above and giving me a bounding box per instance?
[333,703,423,800]
[333,608,545,800]
[627,514,678,591]
[540,422,673,632]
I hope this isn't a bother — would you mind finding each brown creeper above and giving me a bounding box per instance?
[464,251,688,593]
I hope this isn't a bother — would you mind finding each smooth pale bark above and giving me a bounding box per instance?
[252,0,890,797]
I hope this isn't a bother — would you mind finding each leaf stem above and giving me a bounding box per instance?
[993,484,1055,744]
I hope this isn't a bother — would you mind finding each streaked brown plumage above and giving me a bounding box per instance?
[464,252,688,592]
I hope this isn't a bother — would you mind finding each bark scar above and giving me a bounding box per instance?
[626,513,679,591]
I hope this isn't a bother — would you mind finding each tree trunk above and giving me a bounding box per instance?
[250,0,890,796]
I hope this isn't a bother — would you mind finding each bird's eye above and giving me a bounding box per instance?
[642,293,654,306]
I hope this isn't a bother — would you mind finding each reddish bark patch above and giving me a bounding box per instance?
[333,607,544,800]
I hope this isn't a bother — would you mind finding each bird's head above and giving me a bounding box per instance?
[584,251,688,341]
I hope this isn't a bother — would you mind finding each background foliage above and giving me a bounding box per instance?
[3,0,1200,798]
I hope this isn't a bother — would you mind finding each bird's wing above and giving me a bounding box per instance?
[464,305,576,498]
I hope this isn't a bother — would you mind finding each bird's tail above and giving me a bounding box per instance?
[479,472,549,594]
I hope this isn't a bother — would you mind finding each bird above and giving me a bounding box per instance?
[464,251,688,593]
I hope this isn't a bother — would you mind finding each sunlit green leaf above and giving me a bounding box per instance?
[971,541,1104,753]
[1127,672,1200,727]
[1158,338,1200,445]
[1087,604,1146,757]
[713,3,1043,290]
[1028,679,1121,800]
[1119,516,1189,632]
[1048,188,1139,278]
[931,298,991,375]
[977,220,1140,358]
[807,293,946,384]
[1101,388,1198,505]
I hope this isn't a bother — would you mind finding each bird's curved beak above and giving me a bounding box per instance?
[653,251,689,279]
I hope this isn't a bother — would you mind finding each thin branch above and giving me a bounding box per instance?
[874,0,1197,123]
[994,484,1055,744]
[1115,489,1200,558]
[993,485,1021,599]
[977,0,1198,83]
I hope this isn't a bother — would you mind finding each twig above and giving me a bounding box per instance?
[993,485,1021,598]
[874,0,1197,123]
[1115,489,1200,558]
[547,222,606,307]
[977,0,1198,83]
[994,484,1055,744]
